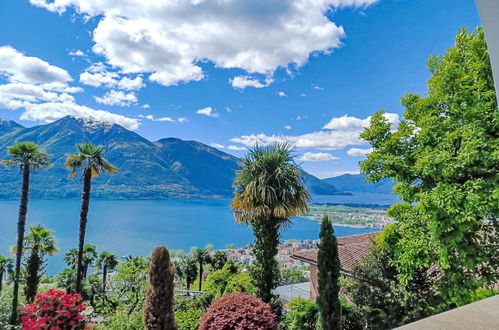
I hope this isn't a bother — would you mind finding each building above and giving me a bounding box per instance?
[291,232,380,301]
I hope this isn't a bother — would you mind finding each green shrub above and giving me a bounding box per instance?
[175,308,203,330]
[95,309,143,330]
[283,298,318,330]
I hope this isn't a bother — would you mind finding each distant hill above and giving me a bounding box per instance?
[0,116,347,199]
[322,174,396,194]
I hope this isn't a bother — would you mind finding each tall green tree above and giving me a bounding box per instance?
[2,141,50,324]
[360,27,498,305]
[0,255,13,293]
[82,245,98,280]
[211,251,228,271]
[143,246,176,330]
[193,249,211,291]
[66,143,117,293]
[95,251,118,291]
[317,215,341,330]
[231,142,309,303]
[19,225,58,303]
[179,257,198,291]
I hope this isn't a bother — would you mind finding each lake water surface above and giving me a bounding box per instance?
[0,199,379,274]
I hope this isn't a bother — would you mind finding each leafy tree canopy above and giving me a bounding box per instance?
[360,27,498,305]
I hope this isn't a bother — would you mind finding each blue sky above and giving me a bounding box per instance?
[0,0,481,178]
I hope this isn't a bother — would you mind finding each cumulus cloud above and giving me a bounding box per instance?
[21,102,140,130]
[230,76,273,89]
[0,45,140,129]
[347,147,373,156]
[322,113,399,131]
[29,0,379,86]
[177,117,188,123]
[94,90,137,106]
[80,64,144,90]
[277,91,287,97]
[196,106,219,117]
[284,125,292,130]
[299,152,339,162]
[231,113,399,150]
[0,46,71,84]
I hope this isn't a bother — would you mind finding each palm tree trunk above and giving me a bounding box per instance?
[198,263,203,291]
[76,168,92,293]
[0,268,4,293]
[10,166,30,325]
[102,264,107,291]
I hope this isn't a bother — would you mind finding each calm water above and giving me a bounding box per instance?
[0,199,378,274]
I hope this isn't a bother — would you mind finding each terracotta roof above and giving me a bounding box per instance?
[292,232,380,273]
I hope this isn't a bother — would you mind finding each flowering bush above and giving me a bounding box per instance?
[20,289,87,330]
[198,293,277,330]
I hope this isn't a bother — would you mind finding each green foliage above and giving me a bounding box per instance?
[346,227,439,329]
[193,249,211,291]
[280,269,308,285]
[1,141,51,170]
[114,256,148,313]
[210,251,228,271]
[360,27,498,305]
[177,257,197,290]
[205,264,255,297]
[21,225,58,303]
[231,142,310,305]
[95,309,143,330]
[283,298,318,330]
[175,309,203,330]
[0,256,13,293]
[317,216,341,330]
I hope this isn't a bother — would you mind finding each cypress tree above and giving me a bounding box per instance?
[317,215,341,330]
[143,246,177,330]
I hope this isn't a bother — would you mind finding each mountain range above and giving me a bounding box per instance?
[0,116,358,200]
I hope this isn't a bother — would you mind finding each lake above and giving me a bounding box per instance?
[0,199,379,274]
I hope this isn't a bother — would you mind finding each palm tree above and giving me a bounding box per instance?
[178,257,197,291]
[211,251,228,271]
[64,248,79,269]
[56,269,77,294]
[95,251,118,291]
[193,249,211,291]
[65,143,117,293]
[17,225,58,303]
[231,142,309,303]
[2,141,50,324]
[82,245,97,280]
[0,255,13,293]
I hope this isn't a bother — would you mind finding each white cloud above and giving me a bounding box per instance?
[347,147,373,156]
[21,102,140,130]
[196,106,219,118]
[320,170,360,178]
[231,113,399,150]
[68,49,87,57]
[299,152,339,162]
[0,46,71,84]
[0,46,139,130]
[312,85,325,90]
[0,83,74,108]
[210,143,225,149]
[277,91,287,97]
[80,63,144,90]
[284,125,292,130]
[94,90,137,106]
[230,76,273,89]
[142,104,150,108]
[322,113,399,130]
[225,107,232,112]
[177,117,188,123]
[138,114,175,122]
[30,0,378,86]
